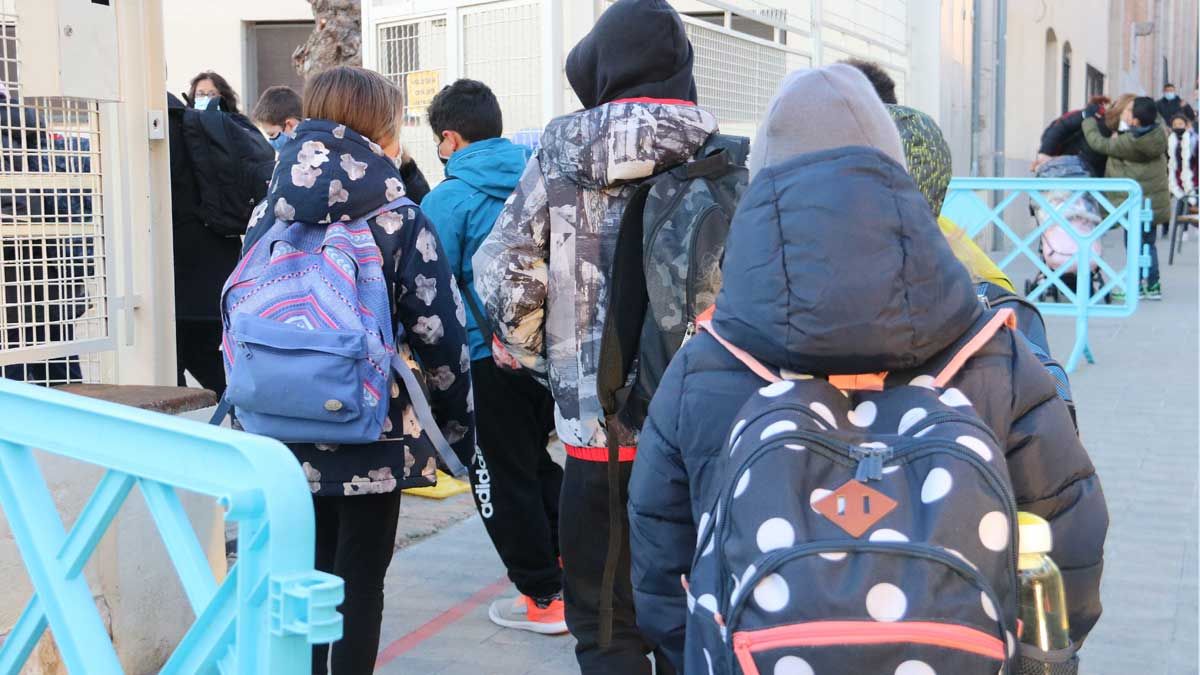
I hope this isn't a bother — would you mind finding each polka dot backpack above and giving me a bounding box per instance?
[685,307,1020,675]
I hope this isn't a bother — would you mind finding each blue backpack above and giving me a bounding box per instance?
[210,198,466,476]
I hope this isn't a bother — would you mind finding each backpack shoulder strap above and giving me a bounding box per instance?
[932,308,1017,386]
[390,354,468,477]
[696,306,780,384]
[699,305,1017,390]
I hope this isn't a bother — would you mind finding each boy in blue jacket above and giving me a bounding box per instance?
[421,79,566,635]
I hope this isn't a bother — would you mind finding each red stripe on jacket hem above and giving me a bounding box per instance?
[564,444,638,462]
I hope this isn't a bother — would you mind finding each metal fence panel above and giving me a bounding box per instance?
[0,380,342,674]
[462,2,542,136]
[943,177,1150,372]
[377,15,448,184]
[0,1,110,385]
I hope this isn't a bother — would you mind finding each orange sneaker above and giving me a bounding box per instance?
[487,593,569,635]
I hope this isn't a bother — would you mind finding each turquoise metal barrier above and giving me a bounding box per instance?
[942,177,1151,372]
[0,379,343,674]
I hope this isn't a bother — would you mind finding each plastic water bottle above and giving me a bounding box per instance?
[1017,512,1076,674]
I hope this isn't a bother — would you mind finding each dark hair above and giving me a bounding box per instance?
[252,86,303,126]
[1132,96,1157,126]
[841,58,897,104]
[427,79,503,143]
[1088,95,1111,107]
[1171,112,1191,126]
[189,71,240,113]
[1164,83,1176,89]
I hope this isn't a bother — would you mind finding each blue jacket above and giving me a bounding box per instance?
[422,137,531,360]
[628,146,1107,669]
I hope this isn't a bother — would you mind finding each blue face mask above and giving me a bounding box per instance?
[1165,92,1178,101]
[193,95,213,110]
[268,132,293,152]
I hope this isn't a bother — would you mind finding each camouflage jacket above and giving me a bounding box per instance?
[472,102,718,449]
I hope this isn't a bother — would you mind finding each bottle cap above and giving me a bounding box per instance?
[1017,511,1052,555]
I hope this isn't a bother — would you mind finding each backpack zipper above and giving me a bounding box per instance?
[703,433,1018,621]
[724,541,1010,661]
[732,621,1006,674]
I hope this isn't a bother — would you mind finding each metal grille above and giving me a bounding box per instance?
[684,18,799,133]
[462,2,542,136]
[377,16,448,183]
[0,2,108,386]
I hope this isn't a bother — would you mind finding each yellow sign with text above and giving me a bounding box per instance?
[406,70,441,112]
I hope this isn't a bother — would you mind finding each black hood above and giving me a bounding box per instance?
[565,0,697,109]
[712,146,982,375]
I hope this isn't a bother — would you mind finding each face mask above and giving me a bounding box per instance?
[1118,120,1131,132]
[438,152,450,166]
[268,131,293,152]
[1165,92,1178,101]
[193,95,213,110]
[1175,128,1187,137]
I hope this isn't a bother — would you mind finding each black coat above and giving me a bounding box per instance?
[1039,109,1110,176]
[167,93,242,322]
[628,146,1108,668]
[1157,96,1196,123]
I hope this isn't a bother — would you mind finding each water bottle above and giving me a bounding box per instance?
[1017,512,1078,674]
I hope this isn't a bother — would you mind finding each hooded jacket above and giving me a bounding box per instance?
[473,2,717,449]
[240,119,474,496]
[1083,117,1171,224]
[422,137,531,361]
[887,103,1014,292]
[628,74,1107,670]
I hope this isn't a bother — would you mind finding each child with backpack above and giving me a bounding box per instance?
[627,64,1108,672]
[231,66,474,675]
[471,1,719,671]
[420,79,566,635]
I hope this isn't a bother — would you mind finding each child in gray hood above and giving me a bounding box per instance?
[628,64,1108,671]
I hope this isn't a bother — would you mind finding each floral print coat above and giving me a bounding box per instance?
[242,119,474,496]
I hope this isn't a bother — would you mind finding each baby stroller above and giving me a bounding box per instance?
[1024,156,1107,303]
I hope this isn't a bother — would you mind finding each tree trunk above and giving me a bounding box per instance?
[293,0,362,78]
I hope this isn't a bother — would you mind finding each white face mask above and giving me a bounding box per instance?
[193,95,212,110]
[1118,120,1131,132]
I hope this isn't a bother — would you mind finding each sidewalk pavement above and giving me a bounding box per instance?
[375,246,1198,675]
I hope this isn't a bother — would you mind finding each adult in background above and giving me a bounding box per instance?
[1083,96,1169,300]
[1033,96,1114,176]
[1157,83,1196,124]
[169,70,274,396]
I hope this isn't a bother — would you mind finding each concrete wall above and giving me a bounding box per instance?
[161,0,311,110]
[999,0,1112,174]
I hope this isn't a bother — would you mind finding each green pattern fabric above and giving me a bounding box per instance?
[887,104,954,216]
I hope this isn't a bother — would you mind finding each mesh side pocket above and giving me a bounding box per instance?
[1018,643,1079,675]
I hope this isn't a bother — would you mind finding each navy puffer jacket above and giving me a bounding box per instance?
[628,146,1108,669]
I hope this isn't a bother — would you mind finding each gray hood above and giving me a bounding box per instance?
[749,64,907,178]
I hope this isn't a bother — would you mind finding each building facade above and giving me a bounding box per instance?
[162,0,313,114]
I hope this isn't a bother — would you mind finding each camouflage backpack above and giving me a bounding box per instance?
[598,133,750,432]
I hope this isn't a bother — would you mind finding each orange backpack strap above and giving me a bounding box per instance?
[696,308,781,384]
[932,308,1017,387]
[827,373,888,391]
